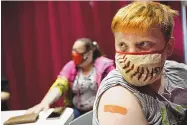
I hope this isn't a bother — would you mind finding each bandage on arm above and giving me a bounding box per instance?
[104,105,127,115]
[40,77,69,105]
[98,85,148,125]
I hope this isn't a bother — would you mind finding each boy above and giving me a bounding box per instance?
[93,1,187,125]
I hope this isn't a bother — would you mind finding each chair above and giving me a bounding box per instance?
[69,110,93,125]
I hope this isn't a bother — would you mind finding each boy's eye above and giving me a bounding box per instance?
[139,42,149,47]
[119,42,127,51]
[119,42,127,48]
[137,41,154,50]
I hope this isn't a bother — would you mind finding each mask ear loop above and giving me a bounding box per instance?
[82,41,96,60]
[161,39,170,54]
[82,49,90,60]
[82,53,88,60]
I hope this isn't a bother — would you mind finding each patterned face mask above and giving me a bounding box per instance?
[115,50,166,86]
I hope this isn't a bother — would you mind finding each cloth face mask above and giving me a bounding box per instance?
[115,50,166,86]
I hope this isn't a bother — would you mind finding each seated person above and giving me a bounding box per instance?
[92,1,187,125]
[27,38,115,118]
[1,75,10,111]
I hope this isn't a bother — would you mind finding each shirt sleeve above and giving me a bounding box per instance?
[1,76,9,92]
[58,61,76,79]
[50,77,69,95]
[50,61,76,95]
[164,60,187,85]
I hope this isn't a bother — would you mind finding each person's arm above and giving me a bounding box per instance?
[1,91,10,101]
[26,77,68,114]
[26,61,74,114]
[98,85,148,125]
[44,76,69,104]
[45,61,75,104]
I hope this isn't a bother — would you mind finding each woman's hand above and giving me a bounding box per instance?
[26,102,50,114]
[26,87,62,114]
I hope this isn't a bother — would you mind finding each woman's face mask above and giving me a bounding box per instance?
[72,51,87,65]
[115,50,166,86]
[72,50,93,67]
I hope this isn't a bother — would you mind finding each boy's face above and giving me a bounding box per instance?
[114,27,175,86]
[114,27,174,57]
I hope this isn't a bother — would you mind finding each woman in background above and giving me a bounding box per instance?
[27,38,115,118]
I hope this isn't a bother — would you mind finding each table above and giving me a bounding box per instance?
[1,108,74,125]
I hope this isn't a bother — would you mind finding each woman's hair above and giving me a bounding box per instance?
[111,1,178,41]
[76,38,102,61]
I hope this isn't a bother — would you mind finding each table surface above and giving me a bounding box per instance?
[1,108,74,125]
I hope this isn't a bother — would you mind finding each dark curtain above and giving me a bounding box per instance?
[1,1,184,110]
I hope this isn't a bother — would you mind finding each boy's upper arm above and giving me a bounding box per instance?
[98,85,148,125]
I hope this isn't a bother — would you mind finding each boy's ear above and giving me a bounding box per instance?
[166,37,175,56]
